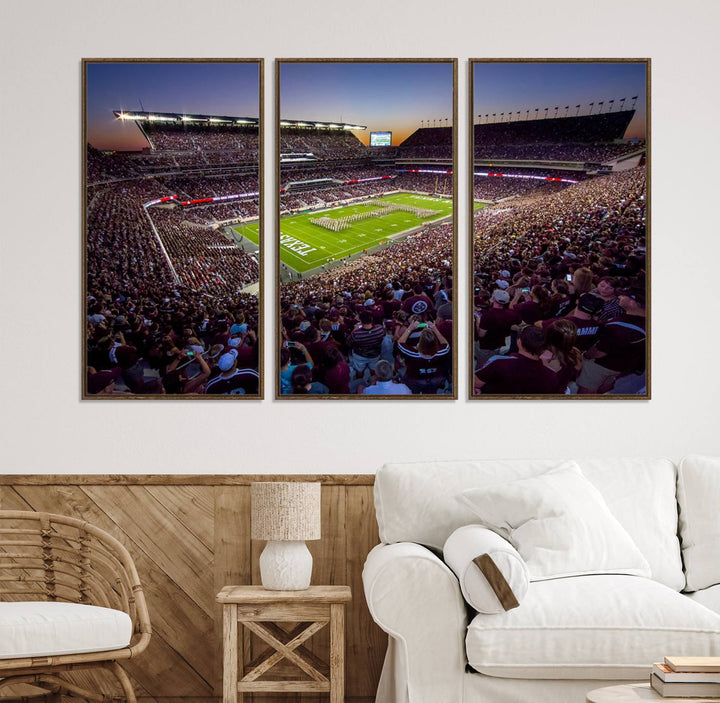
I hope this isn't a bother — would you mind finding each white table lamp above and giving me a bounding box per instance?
[251,482,321,590]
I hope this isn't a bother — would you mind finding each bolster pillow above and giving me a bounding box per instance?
[443,524,529,614]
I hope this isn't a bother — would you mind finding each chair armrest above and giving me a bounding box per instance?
[363,543,468,703]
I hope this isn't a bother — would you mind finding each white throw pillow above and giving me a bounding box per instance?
[458,462,651,581]
[443,524,529,613]
[678,454,720,591]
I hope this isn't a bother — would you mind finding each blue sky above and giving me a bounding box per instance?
[85,61,260,150]
[473,61,647,139]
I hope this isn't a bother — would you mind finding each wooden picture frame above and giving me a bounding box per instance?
[469,59,650,399]
[82,58,264,398]
[276,59,458,399]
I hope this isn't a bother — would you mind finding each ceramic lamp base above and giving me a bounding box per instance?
[259,540,313,590]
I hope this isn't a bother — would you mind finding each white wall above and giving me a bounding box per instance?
[1,0,718,475]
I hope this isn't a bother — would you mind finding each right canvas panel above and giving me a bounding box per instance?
[470,60,649,398]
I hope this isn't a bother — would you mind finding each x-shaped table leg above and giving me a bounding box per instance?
[242,620,328,683]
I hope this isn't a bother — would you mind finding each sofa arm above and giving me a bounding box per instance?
[363,543,468,703]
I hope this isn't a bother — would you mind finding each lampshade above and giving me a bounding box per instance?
[251,482,321,541]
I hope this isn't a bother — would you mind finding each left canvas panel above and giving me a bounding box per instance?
[83,59,263,398]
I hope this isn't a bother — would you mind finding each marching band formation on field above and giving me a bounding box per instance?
[309,200,440,232]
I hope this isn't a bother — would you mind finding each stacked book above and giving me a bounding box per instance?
[652,657,720,698]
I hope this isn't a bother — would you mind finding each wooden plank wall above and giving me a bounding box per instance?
[0,476,385,703]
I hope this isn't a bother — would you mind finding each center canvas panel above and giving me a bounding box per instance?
[274,60,457,398]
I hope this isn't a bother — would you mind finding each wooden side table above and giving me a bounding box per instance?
[217,585,352,703]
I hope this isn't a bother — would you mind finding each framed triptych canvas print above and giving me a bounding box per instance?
[82,57,647,400]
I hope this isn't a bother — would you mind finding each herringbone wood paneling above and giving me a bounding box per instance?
[0,476,384,703]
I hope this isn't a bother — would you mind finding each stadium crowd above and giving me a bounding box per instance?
[280,129,367,159]
[149,210,259,293]
[141,123,259,160]
[474,141,643,163]
[86,193,260,396]
[86,122,261,395]
[279,220,454,395]
[473,176,573,202]
[472,167,647,395]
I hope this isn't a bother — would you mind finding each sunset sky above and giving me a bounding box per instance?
[473,61,647,140]
[279,61,454,146]
[85,60,646,151]
[85,61,260,151]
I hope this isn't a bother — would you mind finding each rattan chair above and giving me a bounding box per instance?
[0,511,151,702]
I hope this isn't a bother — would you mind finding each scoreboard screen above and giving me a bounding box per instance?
[370,131,392,147]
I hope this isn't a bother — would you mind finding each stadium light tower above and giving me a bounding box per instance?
[631,95,638,108]
[445,118,448,128]
[544,107,548,119]
[575,104,581,116]
[564,106,569,117]
[589,102,595,114]
[598,101,604,113]
[620,97,626,111]
[553,106,558,118]
[608,99,615,112]
[534,108,539,120]
[526,109,529,120]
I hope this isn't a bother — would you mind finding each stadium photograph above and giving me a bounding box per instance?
[275,60,456,398]
[83,59,262,397]
[470,60,648,398]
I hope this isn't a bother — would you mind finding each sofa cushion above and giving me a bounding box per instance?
[687,585,720,616]
[375,458,684,590]
[466,575,720,680]
[459,463,651,581]
[0,602,132,658]
[443,524,529,614]
[678,455,720,591]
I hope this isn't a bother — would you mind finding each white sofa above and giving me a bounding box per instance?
[362,456,720,703]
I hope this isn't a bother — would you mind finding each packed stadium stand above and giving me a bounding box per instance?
[470,110,647,396]
[277,109,646,397]
[85,112,261,396]
[86,106,646,397]
[277,122,455,396]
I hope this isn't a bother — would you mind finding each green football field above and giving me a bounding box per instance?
[233,192,453,274]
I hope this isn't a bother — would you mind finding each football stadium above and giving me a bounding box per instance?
[85,107,262,396]
[470,83,648,396]
[276,112,457,396]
